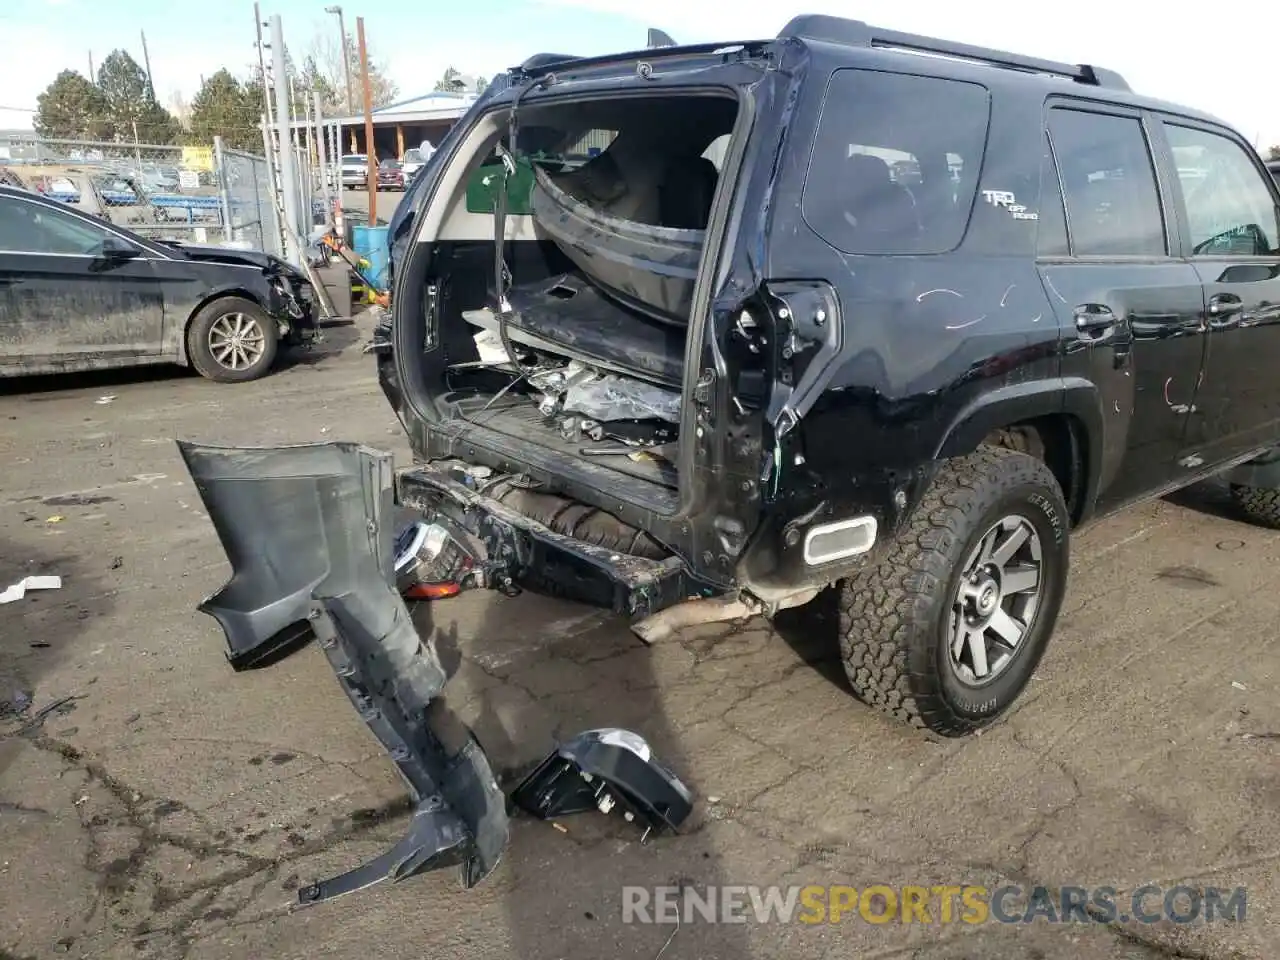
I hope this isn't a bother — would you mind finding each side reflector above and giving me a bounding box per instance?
[803,515,877,565]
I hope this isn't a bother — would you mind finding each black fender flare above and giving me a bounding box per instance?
[934,378,1105,523]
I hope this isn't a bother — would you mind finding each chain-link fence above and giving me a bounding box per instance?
[215,142,281,256]
[0,133,282,258]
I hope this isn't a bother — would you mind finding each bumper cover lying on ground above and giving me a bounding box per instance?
[178,440,508,901]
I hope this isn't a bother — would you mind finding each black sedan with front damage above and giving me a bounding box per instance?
[0,184,316,382]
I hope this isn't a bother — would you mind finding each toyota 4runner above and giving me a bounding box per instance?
[182,15,1280,896]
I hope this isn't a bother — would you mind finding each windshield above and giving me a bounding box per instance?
[403,149,422,163]
[342,155,367,164]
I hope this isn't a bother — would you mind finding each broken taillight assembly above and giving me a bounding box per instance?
[393,521,474,598]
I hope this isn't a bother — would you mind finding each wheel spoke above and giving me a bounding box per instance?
[213,343,234,362]
[991,522,1031,567]
[1002,564,1039,595]
[967,629,989,677]
[950,610,969,660]
[975,527,1000,565]
[988,608,1025,647]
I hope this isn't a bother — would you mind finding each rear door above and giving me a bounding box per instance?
[1155,120,1280,460]
[0,194,165,372]
[1040,104,1207,511]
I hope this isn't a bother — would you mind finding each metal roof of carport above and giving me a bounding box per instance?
[293,91,478,129]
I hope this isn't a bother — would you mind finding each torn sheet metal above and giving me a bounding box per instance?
[0,575,62,604]
[513,728,693,833]
[177,440,508,903]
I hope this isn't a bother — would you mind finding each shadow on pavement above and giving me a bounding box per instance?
[419,587,753,960]
[770,586,851,693]
[0,364,193,398]
[1163,478,1244,525]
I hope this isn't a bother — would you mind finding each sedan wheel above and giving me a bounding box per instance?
[208,312,267,373]
[186,296,279,383]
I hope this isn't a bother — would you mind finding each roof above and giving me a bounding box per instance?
[300,91,478,129]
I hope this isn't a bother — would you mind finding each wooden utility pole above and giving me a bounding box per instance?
[357,17,376,224]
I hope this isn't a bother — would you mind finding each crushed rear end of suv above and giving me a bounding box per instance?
[181,14,1280,899]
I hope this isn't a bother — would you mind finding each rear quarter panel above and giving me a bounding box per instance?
[757,45,1066,535]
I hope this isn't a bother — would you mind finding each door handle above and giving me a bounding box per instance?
[1073,304,1117,336]
[1207,294,1244,323]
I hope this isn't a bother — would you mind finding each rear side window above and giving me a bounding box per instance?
[1048,110,1165,257]
[803,70,991,255]
[1165,125,1280,256]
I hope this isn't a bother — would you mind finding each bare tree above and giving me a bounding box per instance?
[306,29,398,111]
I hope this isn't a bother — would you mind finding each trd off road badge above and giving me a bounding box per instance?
[982,189,1039,221]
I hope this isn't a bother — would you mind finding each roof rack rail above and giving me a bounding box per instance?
[516,40,767,79]
[777,15,1129,91]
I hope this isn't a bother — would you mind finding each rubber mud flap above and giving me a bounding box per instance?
[177,440,508,899]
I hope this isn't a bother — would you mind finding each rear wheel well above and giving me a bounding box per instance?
[179,289,266,365]
[982,415,1085,526]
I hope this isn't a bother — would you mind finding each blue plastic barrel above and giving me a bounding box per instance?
[351,224,390,291]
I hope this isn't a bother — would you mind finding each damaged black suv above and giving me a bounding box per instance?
[183,15,1280,898]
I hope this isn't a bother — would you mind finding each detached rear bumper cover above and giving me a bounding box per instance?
[178,441,507,899]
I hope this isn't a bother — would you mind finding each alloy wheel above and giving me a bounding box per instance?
[208,313,266,372]
[948,514,1044,686]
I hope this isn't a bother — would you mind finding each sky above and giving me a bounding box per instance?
[1,0,1277,151]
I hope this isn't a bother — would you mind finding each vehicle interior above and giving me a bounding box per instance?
[411,94,739,500]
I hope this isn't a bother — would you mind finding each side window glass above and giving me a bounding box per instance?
[0,198,106,255]
[1166,125,1280,256]
[802,70,992,255]
[1048,109,1166,257]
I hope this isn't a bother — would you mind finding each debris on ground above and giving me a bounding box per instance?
[1,689,33,719]
[0,574,62,604]
[95,395,116,405]
[1231,681,1248,691]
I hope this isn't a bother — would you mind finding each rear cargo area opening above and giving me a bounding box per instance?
[414,93,739,504]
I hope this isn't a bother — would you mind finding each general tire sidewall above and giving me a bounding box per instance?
[930,476,1069,723]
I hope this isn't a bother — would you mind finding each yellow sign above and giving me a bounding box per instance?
[181,146,213,172]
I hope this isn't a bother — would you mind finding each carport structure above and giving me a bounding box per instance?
[294,91,477,163]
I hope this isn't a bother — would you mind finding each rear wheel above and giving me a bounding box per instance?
[1230,484,1280,529]
[186,297,279,383]
[837,446,1069,736]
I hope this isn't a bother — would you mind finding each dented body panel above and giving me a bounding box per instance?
[0,185,314,377]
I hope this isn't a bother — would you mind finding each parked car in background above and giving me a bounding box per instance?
[341,154,370,188]
[376,159,405,191]
[0,185,316,382]
[401,146,427,180]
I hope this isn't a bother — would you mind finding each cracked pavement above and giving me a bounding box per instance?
[0,315,1276,959]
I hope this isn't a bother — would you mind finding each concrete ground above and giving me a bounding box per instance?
[0,317,1276,960]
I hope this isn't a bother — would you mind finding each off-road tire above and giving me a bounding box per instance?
[186,297,279,383]
[838,446,1069,737]
[1229,484,1280,529]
